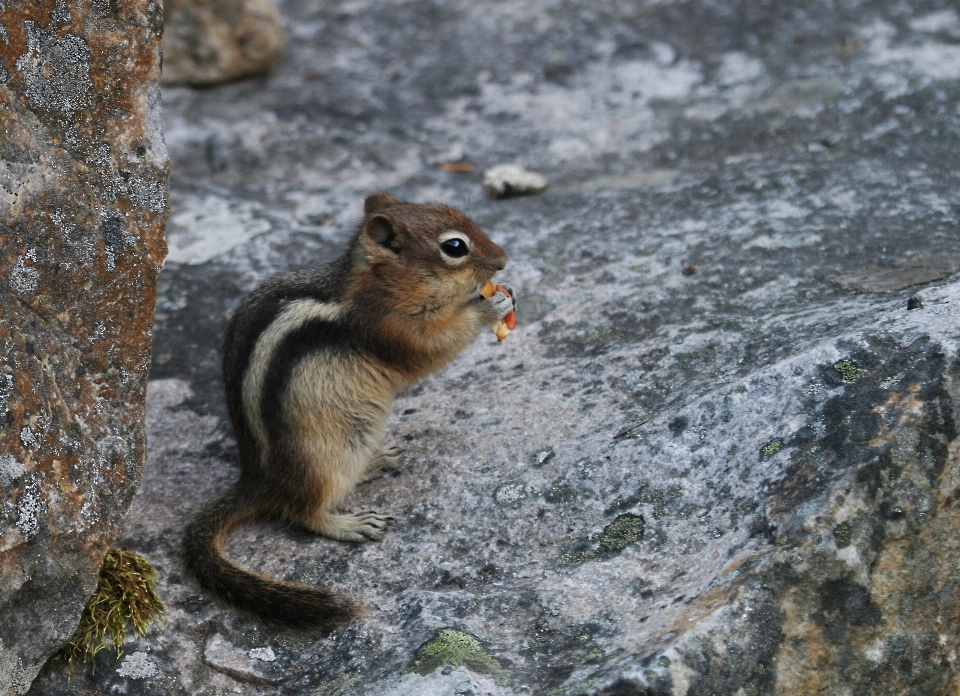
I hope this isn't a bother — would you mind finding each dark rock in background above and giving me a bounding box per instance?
[161,0,286,86]
[29,0,960,693]
[0,0,167,693]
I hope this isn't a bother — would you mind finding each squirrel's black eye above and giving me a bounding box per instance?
[440,238,469,258]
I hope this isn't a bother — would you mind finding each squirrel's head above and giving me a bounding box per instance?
[353,192,506,304]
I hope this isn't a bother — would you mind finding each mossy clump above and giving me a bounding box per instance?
[562,539,600,566]
[760,439,783,459]
[833,522,852,548]
[404,629,501,676]
[833,358,867,384]
[600,513,645,553]
[57,549,166,668]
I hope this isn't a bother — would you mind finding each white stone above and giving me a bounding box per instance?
[248,647,276,662]
[482,165,548,198]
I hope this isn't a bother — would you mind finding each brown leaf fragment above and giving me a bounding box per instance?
[441,162,476,172]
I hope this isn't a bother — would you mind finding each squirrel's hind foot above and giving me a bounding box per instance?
[373,446,402,468]
[308,511,393,543]
[362,447,403,483]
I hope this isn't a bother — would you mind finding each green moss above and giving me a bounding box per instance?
[833,521,852,548]
[583,648,603,664]
[600,513,645,553]
[544,478,578,504]
[645,486,681,519]
[404,629,501,676]
[562,546,600,565]
[760,439,783,459]
[57,549,166,668]
[560,542,599,566]
[650,490,667,518]
[833,358,867,384]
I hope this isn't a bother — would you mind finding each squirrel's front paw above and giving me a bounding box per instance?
[488,286,517,320]
[500,284,517,312]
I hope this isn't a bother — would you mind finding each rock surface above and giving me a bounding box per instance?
[29,0,960,694]
[161,0,286,86]
[0,0,167,693]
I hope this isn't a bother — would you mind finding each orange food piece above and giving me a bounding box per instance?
[480,282,516,341]
[492,284,514,341]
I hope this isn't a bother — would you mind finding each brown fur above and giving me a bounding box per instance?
[183,193,511,632]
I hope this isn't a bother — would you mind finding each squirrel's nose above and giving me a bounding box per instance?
[492,248,506,271]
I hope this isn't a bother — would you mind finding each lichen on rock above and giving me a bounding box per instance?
[0,0,167,692]
[833,358,868,384]
[599,514,645,554]
[405,629,502,677]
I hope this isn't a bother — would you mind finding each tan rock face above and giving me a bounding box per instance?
[618,355,960,696]
[161,0,286,86]
[20,0,960,692]
[772,389,960,694]
[0,1,167,692]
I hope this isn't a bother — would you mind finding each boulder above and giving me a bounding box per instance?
[0,1,167,692]
[161,0,286,86]
[29,0,960,694]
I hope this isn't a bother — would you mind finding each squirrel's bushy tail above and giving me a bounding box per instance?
[182,490,358,632]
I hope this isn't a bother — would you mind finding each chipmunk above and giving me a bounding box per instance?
[182,192,516,632]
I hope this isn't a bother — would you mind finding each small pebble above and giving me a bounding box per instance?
[907,296,923,310]
[248,647,276,662]
[483,164,548,198]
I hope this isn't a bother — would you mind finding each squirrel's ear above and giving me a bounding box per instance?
[364,214,403,254]
[364,192,402,216]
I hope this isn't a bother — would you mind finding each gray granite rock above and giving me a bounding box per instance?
[29,0,960,694]
[0,1,167,693]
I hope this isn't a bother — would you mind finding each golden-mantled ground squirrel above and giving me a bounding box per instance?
[183,192,516,631]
